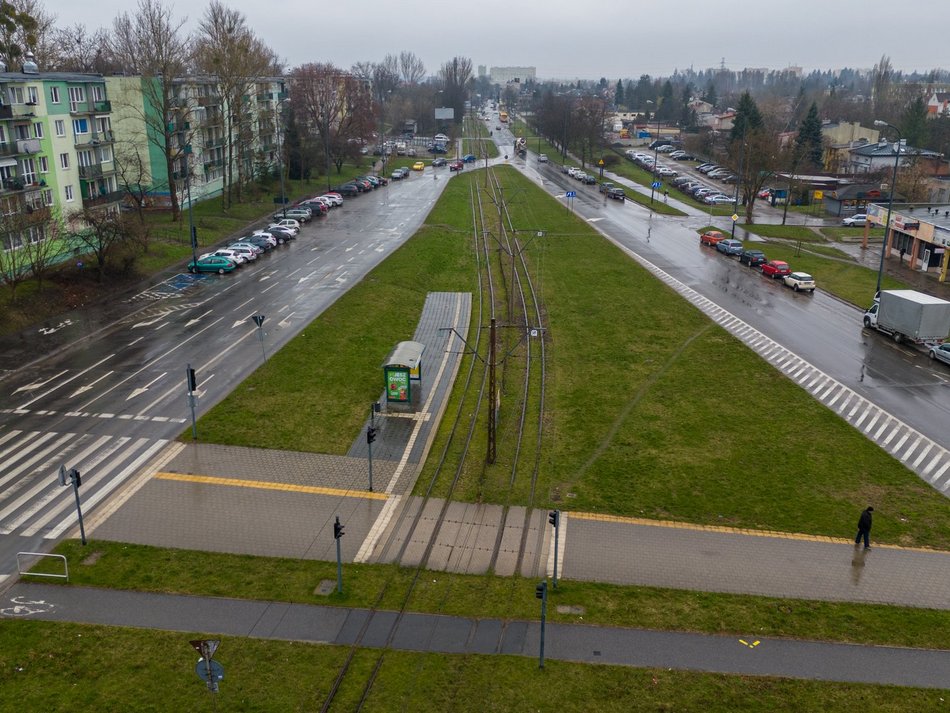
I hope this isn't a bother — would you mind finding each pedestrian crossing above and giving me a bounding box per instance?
[626,251,950,494]
[0,428,168,539]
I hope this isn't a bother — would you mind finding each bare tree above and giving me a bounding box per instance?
[439,56,473,125]
[194,1,274,208]
[68,208,140,282]
[22,208,67,291]
[114,139,162,228]
[0,0,39,67]
[0,199,38,301]
[47,24,116,73]
[574,94,608,167]
[398,51,425,86]
[110,0,193,221]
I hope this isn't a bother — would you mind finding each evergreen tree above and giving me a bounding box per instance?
[730,91,763,142]
[658,80,675,120]
[795,102,824,169]
[703,80,718,109]
[901,96,929,148]
[615,79,624,107]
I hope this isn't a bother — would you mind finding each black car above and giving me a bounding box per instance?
[432,157,447,167]
[264,227,295,242]
[581,174,597,185]
[244,235,274,252]
[739,249,767,267]
[429,144,447,154]
[334,184,360,197]
[673,153,696,161]
[606,187,626,201]
[598,182,615,194]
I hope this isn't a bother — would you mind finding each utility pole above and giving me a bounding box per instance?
[535,580,548,669]
[487,317,497,464]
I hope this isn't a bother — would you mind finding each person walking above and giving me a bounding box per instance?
[855,506,874,550]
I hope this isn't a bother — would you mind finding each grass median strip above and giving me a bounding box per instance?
[44,539,950,651]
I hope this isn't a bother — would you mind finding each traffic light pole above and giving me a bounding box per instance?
[549,509,560,589]
[60,465,86,545]
[334,516,344,594]
[536,580,547,669]
[186,364,198,440]
[367,403,377,492]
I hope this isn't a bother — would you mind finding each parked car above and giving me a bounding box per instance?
[739,249,767,267]
[322,192,343,205]
[202,249,246,266]
[411,161,425,171]
[656,166,677,177]
[716,238,744,255]
[334,183,360,196]
[761,260,792,278]
[462,154,477,162]
[244,235,276,251]
[225,244,260,261]
[673,153,696,161]
[757,188,773,199]
[842,213,868,227]
[270,219,300,233]
[700,230,727,246]
[598,182,615,194]
[707,194,736,205]
[581,173,597,185]
[783,272,817,293]
[284,209,313,222]
[432,157,447,167]
[538,153,548,163]
[263,227,295,242]
[449,160,464,171]
[249,231,279,247]
[188,255,237,274]
[606,187,626,201]
[929,343,950,366]
[429,143,447,154]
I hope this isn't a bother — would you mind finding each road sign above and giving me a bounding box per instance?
[651,181,661,189]
[252,315,265,328]
[190,639,220,660]
[731,213,739,222]
[565,191,576,198]
[598,159,604,166]
[195,658,224,684]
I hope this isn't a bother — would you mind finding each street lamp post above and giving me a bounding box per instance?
[183,144,197,267]
[872,120,902,296]
[731,137,747,241]
[646,99,662,205]
[275,89,288,220]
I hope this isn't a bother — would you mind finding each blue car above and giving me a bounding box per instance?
[462,154,477,163]
[716,239,744,256]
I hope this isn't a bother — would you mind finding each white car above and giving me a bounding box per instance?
[929,343,950,366]
[201,249,247,266]
[319,193,343,207]
[250,231,279,247]
[538,153,548,163]
[783,272,816,293]
[225,244,259,261]
[269,219,300,234]
[842,213,867,227]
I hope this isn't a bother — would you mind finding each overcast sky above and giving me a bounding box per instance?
[42,0,950,80]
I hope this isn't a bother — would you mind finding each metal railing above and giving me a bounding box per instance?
[16,552,68,581]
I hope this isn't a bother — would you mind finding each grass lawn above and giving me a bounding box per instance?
[738,223,826,241]
[196,166,950,548]
[44,539,950,650]
[3,620,942,711]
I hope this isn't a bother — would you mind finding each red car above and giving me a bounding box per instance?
[760,260,791,278]
[449,160,464,172]
[700,230,726,247]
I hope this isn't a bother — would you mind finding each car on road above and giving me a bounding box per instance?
[700,230,727,246]
[538,153,548,163]
[739,249,767,267]
[581,173,597,184]
[188,255,237,274]
[432,157,447,167]
[929,343,950,365]
[716,238,744,255]
[449,160,463,171]
[783,271,816,292]
[761,260,792,278]
[606,187,626,201]
[411,161,425,171]
[462,154,477,163]
[391,167,409,180]
[842,213,868,227]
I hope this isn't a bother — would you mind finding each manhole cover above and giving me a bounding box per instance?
[556,605,586,615]
[314,580,336,596]
[81,551,103,566]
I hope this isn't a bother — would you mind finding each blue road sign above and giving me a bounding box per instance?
[566,191,576,198]
[651,181,662,189]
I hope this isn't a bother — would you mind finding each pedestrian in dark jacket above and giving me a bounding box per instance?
[855,506,873,549]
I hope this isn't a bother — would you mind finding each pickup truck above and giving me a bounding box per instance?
[863,290,950,345]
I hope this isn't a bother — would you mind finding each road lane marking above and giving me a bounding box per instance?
[154,472,388,500]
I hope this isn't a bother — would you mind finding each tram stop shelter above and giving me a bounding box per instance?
[383,341,425,408]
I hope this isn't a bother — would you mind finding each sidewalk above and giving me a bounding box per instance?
[6,582,949,688]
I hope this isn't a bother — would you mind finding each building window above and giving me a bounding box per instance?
[50,86,60,104]
[43,189,53,206]
[8,87,23,104]
[39,156,48,173]
[68,86,85,110]
[99,146,112,163]
[65,185,74,201]
[59,153,70,169]
[55,120,65,137]
[92,85,104,102]
[77,150,93,168]
[19,158,36,184]
[72,118,88,135]
[27,87,38,104]
[33,122,43,139]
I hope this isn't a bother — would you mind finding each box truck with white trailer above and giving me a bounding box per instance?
[863,290,950,345]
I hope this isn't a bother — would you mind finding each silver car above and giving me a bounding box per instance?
[929,343,950,366]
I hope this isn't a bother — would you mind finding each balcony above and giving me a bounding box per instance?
[78,164,115,180]
[197,95,221,107]
[69,99,112,115]
[204,136,225,148]
[83,189,124,208]
[203,158,224,170]
[2,178,24,192]
[16,138,41,154]
[74,129,114,148]
[0,142,18,157]
[257,92,273,103]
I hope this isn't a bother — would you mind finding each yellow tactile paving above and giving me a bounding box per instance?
[568,511,945,553]
[155,472,389,501]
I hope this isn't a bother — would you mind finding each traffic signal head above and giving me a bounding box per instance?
[69,468,81,486]
[548,510,559,527]
[333,516,344,539]
[187,368,197,392]
[535,581,546,599]
[366,426,377,444]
